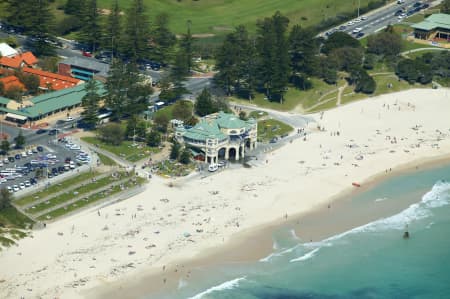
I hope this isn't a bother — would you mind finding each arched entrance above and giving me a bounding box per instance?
[218,147,226,159]
[228,148,237,160]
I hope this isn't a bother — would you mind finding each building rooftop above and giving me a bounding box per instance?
[0,55,22,68]
[0,75,25,91]
[60,56,110,77]
[412,13,450,31]
[0,43,18,57]
[23,67,81,91]
[0,51,38,69]
[0,81,105,118]
[180,112,256,142]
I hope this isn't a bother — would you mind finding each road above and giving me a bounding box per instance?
[323,0,440,39]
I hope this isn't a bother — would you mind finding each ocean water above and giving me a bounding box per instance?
[152,163,450,299]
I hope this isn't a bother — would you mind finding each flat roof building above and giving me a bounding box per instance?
[58,57,110,81]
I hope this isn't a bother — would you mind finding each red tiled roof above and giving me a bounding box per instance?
[19,52,38,66]
[0,75,25,91]
[0,56,22,69]
[22,67,81,91]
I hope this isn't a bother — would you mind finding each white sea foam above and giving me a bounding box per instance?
[289,248,320,263]
[178,278,188,289]
[267,181,450,261]
[290,229,300,240]
[188,277,246,299]
[375,197,388,202]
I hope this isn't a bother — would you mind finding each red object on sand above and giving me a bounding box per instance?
[352,182,361,187]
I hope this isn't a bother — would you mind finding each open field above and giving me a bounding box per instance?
[257,119,293,142]
[36,177,146,221]
[97,152,117,166]
[14,171,99,207]
[82,137,159,163]
[26,174,123,214]
[54,0,374,35]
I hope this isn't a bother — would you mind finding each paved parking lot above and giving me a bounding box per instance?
[0,130,93,194]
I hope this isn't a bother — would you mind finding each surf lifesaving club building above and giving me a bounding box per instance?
[175,111,258,164]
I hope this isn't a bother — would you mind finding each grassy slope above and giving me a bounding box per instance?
[53,0,374,35]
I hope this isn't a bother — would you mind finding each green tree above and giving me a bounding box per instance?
[170,50,189,98]
[215,25,256,98]
[65,0,85,15]
[81,80,101,128]
[195,88,214,117]
[349,68,376,94]
[105,0,122,56]
[329,47,364,72]
[172,100,193,122]
[27,0,56,56]
[20,74,40,94]
[97,123,125,145]
[14,130,26,149]
[367,31,403,57]
[0,82,4,96]
[146,130,161,147]
[5,85,23,101]
[442,0,450,13]
[153,113,169,133]
[170,140,181,160]
[122,0,151,60]
[179,148,191,164]
[289,25,318,77]
[0,187,12,211]
[321,32,361,54]
[180,20,194,73]
[255,11,290,103]
[0,138,10,154]
[80,0,101,52]
[151,13,176,63]
[126,116,147,140]
[105,59,153,119]
[239,111,247,120]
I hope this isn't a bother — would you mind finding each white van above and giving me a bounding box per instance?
[208,164,218,172]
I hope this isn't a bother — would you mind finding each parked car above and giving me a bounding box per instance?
[37,146,44,152]
[8,156,15,162]
[36,129,47,134]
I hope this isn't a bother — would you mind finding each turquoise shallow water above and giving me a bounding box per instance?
[152,163,450,299]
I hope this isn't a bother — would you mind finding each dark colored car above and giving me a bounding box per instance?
[36,129,47,134]
[37,146,44,152]
[356,32,365,38]
[394,9,403,16]
[14,154,21,160]
[48,129,60,135]
[58,166,65,173]
[30,178,37,185]
[413,1,422,7]
[7,156,14,162]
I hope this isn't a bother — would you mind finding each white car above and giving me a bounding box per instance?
[208,164,218,172]
[24,180,31,187]
[13,185,19,192]
[70,145,81,150]
[21,152,27,157]
[19,183,25,189]
[347,21,354,26]
[7,186,12,193]
[66,117,74,121]
[27,150,33,155]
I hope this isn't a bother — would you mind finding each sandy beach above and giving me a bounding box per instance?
[1,88,450,299]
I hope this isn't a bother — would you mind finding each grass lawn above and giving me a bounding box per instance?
[52,0,375,35]
[37,177,146,221]
[248,110,269,119]
[97,152,117,166]
[26,174,124,214]
[372,74,431,96]
[154,100,193,120]
[157,160,195,177]
[231,78,338,112]
[0,206,34,229]
[15,171,98,207]
[82,137,159,163]
[257,119,293,142]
